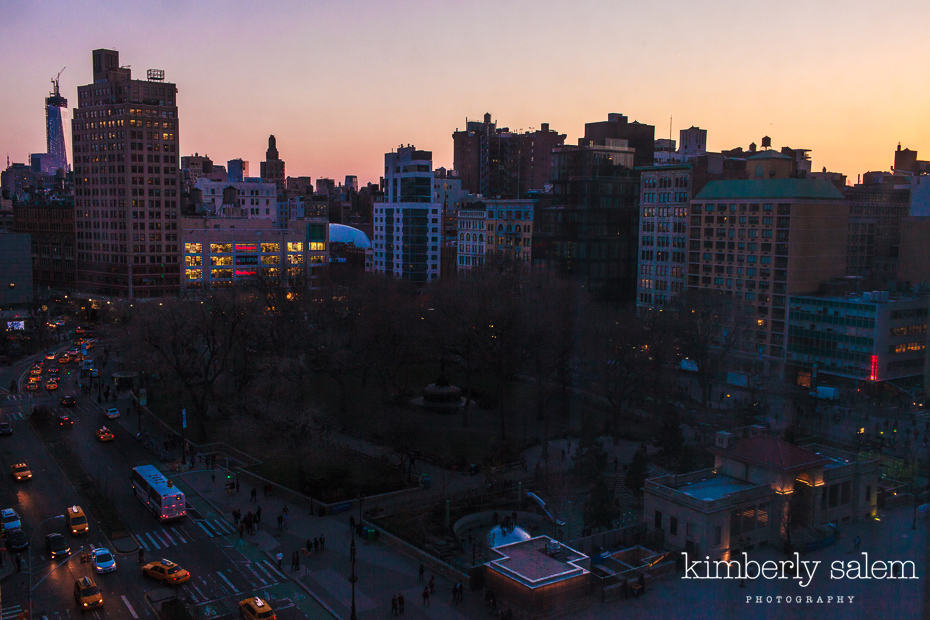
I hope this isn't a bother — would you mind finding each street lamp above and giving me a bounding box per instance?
[349,530,358,620]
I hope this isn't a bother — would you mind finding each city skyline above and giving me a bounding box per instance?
[2,0,929,184]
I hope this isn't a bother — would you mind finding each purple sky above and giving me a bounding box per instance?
[2,0,928,185]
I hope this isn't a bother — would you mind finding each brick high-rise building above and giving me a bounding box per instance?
[687,178,848,360]
[260,135,286,193]
[453,113,565,199]
[72,49,180,298]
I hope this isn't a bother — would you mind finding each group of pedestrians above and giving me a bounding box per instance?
[232,506,262,537]
[390,593,406,615]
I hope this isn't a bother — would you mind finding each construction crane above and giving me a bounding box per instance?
[51,66,66,97]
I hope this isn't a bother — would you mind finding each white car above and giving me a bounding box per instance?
[105,408,120,420]
[1,508,22,532]
[92,547,117,573]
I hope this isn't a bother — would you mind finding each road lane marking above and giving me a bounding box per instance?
[144,531,161,549]
[216,570,239,593]
[160,529,177,546]
[196,520,214,537]
[121,595,139,618]
[189,582,207,602]
[243,562,267,586]
[262,559,288,581]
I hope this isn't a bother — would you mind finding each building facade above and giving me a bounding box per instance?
[687,179,849,360]
[844,174,910,283]
[0,232,34,306]
[637,165,692,308]
[371,146,441,282]
[457,199,534,272]
[194,178,277,219]
[532,138,640,302]
[583,113,655,167]
[72,49,180,298]
[181,217,327,291]
[787,292,928,385]
[12,197,76,294]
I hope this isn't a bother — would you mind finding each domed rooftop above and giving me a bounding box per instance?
[328,223,371,249]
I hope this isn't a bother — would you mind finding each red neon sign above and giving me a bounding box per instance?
[235,269,257,276]
[234,244,257,252]
[869,355,878,382]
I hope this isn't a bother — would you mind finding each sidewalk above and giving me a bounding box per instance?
[177,468,489,619]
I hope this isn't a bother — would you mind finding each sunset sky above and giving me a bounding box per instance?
[2,0,928,185]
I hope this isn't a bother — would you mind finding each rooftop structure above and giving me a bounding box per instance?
[486,536,589,589]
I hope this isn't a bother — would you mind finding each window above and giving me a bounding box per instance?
[670,516,678,536]
[654,511,662,530]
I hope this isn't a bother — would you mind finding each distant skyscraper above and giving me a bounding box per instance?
[72,49,180,298]
[452,113,565,198]
[260,135,285,193]
[227,158,249,182]
[371,146,441,281]
[678,126,707,160]
[344,175,359,193]
[45,71,69,174]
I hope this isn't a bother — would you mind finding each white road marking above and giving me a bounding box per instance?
[188,582,207,602]
[121,595,139,618]
[196,520,214,537]
[263,558,288,581]
[216,569,239,593]
[243,561,268,586]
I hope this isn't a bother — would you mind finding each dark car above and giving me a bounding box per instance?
[46,533,70,559]
[0,421,12,436]
[58,414,74,428]
[60,395,76,408]
[6,528,29,551]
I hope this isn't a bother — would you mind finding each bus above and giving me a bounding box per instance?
[130,465,186,520]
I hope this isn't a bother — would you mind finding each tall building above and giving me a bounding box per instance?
[227,158,249,183]
[452,113,565,198]
[260,135,285,193]
[12,193,75,295]
[583,113,655,167]
[44,72,69,175]
[679,126,707,160]
[532,137,640,302]
[687,178,849,361]
[371,146,441,282]
[844,173,910,283]
[636,154,748,310]
[72,49,180,298]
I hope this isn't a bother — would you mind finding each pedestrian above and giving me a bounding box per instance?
[275,551,283,569]
[422,586,430,607]
[293,550,300,571]
[398,593,405,615]
[306,538,313,554]
[391,594,398,616]
[283,504,289,516]
[428,574,435,594]
[250,487,257,502]
[277,514,283,531]
[311,537,317,553]
[320,534,325,551]
[233,509,241,526]
[138,548,144,564]
[282,513,288,530]
[256,506,262,525]
[418,562,424,583]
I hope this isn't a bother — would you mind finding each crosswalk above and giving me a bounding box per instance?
[4,394,25,402]
[185,562,290,605]
[135,518,235,551]
[1,603,24,619]
[195,517,236,538]
[2,410,25,420]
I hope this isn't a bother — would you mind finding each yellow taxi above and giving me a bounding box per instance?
[58,353,71,365]
[25,379,40,392]
[29,366,42,377]
[46,379,59,391]
[96,427,115,442]
[74,576,103,611]
[67,505,89,535]
[142,559,191,584]
[11,462,32,481]
[239,596,277,619]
